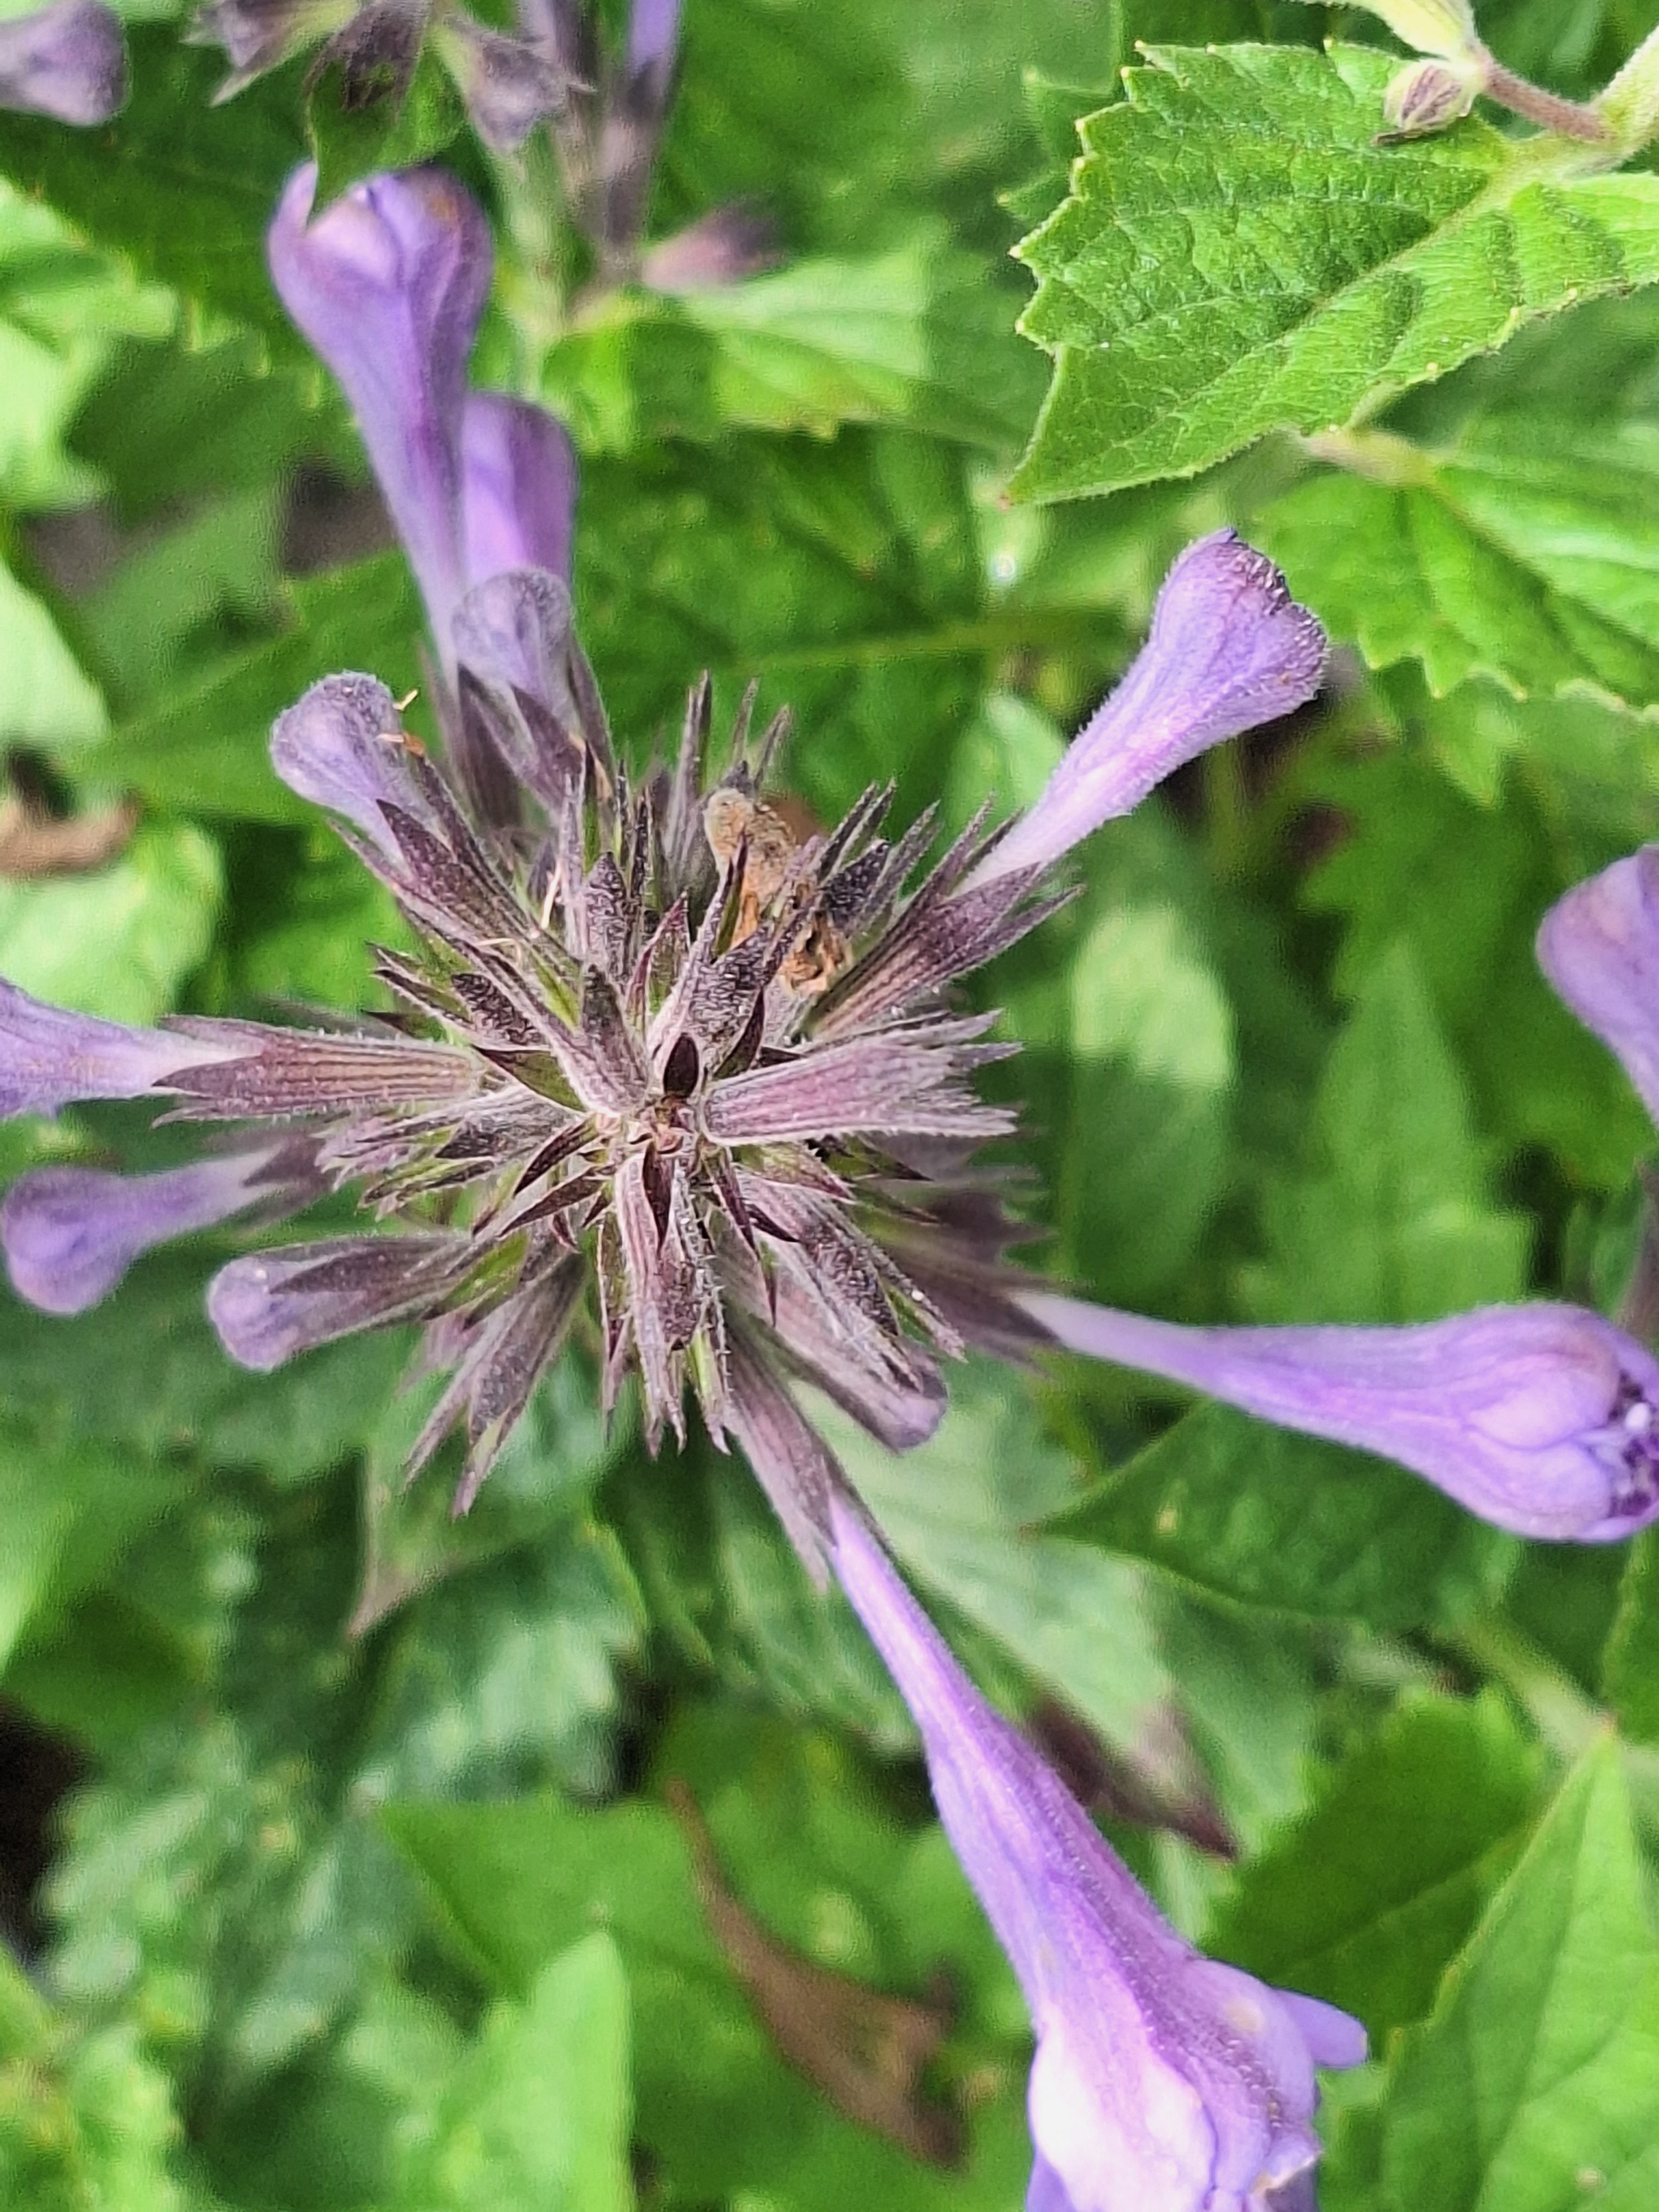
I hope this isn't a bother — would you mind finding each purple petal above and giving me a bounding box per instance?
[1,1145,303,1315]
[626,0,680,76]
[190,0,349,94]
[639,205,778,293]
[1537,846,1659,1130]
[436,15,566,153]
[1024,1293,1659,1542]
[269,673,442,858]
[0,0,125,124]
[208,1232,472,1370]
[0,981,238,1118]
[725,1324,837,1576]
[829,1489,1361,2212]
[976,533,1325,886]
[267,163,491,657]
[459,394,577,591]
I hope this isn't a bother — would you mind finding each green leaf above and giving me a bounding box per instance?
[1378,1736,1659,2211]
[1206,1692,1541,2038]
[392,1934,633,2212]
[1603,1529,1659,1745]
[72,552,425,824]
[309,42,466,212]
[0,556,106,746]
[0,181,171,510]
[0,33,308,348]
[1011,42,1659,500]
[1052,1400,1508,1631]
[543,240,1041,451]
[0,820,220,1024]
[1260,415,1659,714]
[1243,940,1532,1322]
[0,1946,201,2212]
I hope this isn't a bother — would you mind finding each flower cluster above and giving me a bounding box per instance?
[17,136,1659,2211]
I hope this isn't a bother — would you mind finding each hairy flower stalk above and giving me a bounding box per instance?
[830,1487,1366,2211]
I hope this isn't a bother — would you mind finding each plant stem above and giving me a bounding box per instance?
[1483,61,1614,145]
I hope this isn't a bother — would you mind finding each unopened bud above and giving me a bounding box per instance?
[1381,55,1484,140]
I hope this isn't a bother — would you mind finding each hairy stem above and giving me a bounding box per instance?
[1482,61,1614,145]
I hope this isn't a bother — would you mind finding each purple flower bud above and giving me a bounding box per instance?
[1537,846,1659,1131]
[1024,1294,1659,1542]
[975,533,1325,887]
[433,14,567,153]
[459,394,577,589]
[269,673,442,859]
[188,0,350,100]
[1,1145,305,1315]
[638,205,780,294]
[829,1489,1365,2212]
[1380,55,1483,139]
[0,982,237,1118]
[0,0,125,124]
[208,1232,474,1369]
[267,162,491,658]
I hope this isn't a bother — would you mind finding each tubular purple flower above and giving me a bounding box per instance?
[639,206,780,293]
[0,982,240,1118]
[1023,1294,1659,1542]
[1,1145,308,1316]
[0,0,125,123]
[974,532,1325,888]
[433,13,566,152]
[829,1487,1365,2212]
[267,163,492,658]
[1537,844,1659,1130]
[460,394,577,588]
[626,0,680,76]
[208,1233,476,1370]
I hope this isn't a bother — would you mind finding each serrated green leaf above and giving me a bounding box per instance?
[543,241,1041,451]
[392,1933,633,2212]
[0,32,308,349]
[71,552,424,824]
[1051,1400,1507,1630]
[1206,1692,1541,2037]
[1011,42,1659,500]
[1261,415,1659,713]
[1378,1736,1659,2211]
[0,819,220,1024]
[1244,940,1532,1321]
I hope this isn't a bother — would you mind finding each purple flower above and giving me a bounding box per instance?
[0,533,1319,1535]
[830,1487,1366,2212]
[459,394,577,590]
[1023,1294,1659,1541]
[0,0,125,123]
[1537,845,1659,1130]
[1,1142,316,1315]
[267,163,492,659]
[0,982,239,1118]
[625,0,680,78]
[639,206,780,294]
[974,532,1325,887]
[186,0,351,100]
[267,165,580,680]
[432,12,567,153]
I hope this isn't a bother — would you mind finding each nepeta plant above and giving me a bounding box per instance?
[8,2,1659,2208]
